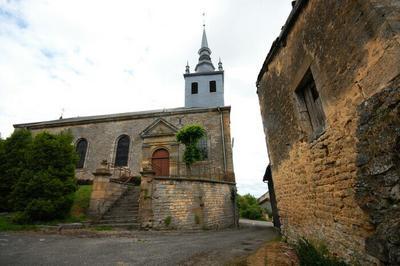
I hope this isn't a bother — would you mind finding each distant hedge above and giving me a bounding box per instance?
[0,129,78,222]
[237,193,264,220]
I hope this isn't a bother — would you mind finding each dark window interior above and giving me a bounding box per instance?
[115,135,130,167]
[296,70,326,135]
[191,82,198,94]
[197,136,208,160]
[76,139,88,169]
[209,80,216,92]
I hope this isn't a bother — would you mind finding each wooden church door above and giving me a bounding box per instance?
[152,149,170,176]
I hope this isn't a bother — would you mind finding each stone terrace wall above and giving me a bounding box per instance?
[151,177,237,230]
[257,0,400,264]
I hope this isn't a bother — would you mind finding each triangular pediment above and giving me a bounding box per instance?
[140,118,179,138]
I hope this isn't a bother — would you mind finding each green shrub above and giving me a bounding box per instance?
[176,124,206,165]
[0,129,32,211]
[295,238,348,266]
[0,214,36,231]
[132,175,141,186]
[194,214,200,224]
[164,216,172,226]
[10,131,77,222]
[237,193,264,220]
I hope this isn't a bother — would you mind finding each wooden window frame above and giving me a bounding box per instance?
[295,69,326,138]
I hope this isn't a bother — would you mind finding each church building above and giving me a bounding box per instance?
[14,27,237,230]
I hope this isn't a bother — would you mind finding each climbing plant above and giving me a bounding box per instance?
[176,124,206,166]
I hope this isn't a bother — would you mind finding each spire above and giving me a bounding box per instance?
[218,57,223,71]
[185,61,190,74]
[201,26,208,49]
[195,25,215,72]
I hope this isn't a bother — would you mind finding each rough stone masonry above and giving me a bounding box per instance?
[256,0,400,264]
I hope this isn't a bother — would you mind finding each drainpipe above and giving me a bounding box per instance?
[218,107,227,174]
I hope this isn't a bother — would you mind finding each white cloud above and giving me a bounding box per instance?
[0,0,292,197]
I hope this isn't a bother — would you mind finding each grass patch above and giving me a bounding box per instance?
[69,185,92,222]
[0,215,37,231]
[93,225,113,231]
[0,185,93,231]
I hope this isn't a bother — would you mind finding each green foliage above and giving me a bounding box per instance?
[237,194,264,220]
[0,130,78,223]
[69,185,92,221]
[132,175,141,186]
[176,124,206,166]
[11,132,77,222]
[0,129,32,211]
[0,214,37,231]
[295,238,348,266]
[93,225,113,231]
[194,213,200,224]
[164,216,172,226]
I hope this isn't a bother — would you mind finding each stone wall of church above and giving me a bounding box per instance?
[257,0,399,264]
[151,177,237,230]
[26,107,234,182]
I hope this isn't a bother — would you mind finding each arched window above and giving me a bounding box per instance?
[76,138,88,169]
[115,135,130,167]
[197,135,208,160]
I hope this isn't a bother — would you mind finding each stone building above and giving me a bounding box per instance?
[14,27,237,230]
[257,0,399,265]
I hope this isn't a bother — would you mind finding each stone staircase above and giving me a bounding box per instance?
[94,186,140,228]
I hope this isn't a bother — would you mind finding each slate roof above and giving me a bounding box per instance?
[14,106,231,130]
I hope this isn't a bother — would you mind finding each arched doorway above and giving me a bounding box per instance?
[152,149,170,176]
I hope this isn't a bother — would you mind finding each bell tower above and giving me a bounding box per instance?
[184,26,224,108]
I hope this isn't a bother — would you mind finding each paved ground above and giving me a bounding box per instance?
[0,221,278,266]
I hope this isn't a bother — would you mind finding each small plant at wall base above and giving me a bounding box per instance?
[295,238,348,266]
[176,124,206,166]
[164,216,172,227]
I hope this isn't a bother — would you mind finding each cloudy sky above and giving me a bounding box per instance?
[0,0,292,197]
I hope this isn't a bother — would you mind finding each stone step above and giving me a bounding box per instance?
[108,208,138,212]
[101,216,138,222]
[103,212,138,218]
[94,222,139,228]
[107,208,137,212]
[116,204,138,207]
[97,219,138,224]
[108,207,139,211]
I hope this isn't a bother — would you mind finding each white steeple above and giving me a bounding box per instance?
[183,25,225,108]
[195,26,215,72]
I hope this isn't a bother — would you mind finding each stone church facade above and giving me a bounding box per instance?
[257,0,399,265]
[15,27,237,230]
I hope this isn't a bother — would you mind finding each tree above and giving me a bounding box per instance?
[11,131,78,222]
[0,129,32,211]
[237,193,264,220]
[176,124,206,166]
